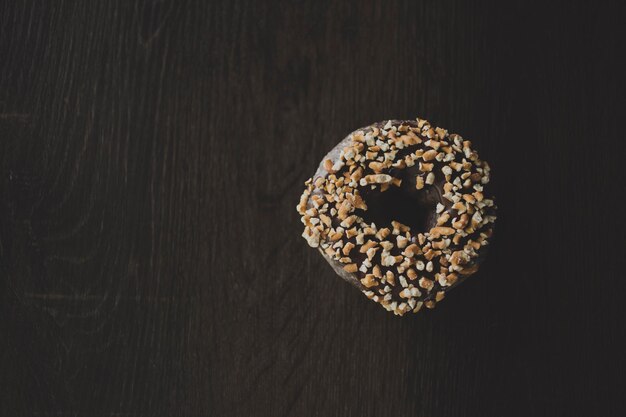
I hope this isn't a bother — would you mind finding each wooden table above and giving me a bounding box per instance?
[1,1,624,416]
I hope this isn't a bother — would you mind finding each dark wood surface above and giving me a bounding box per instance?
[1,1,625,416]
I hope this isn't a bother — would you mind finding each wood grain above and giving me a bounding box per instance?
[1,1,624,416]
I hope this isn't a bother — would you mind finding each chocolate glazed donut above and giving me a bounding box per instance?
[297,118,496,316]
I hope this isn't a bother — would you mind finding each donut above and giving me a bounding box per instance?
[296,118,496,316]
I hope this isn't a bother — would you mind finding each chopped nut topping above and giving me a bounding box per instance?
[329,230,343,241]
[426,140,441,149]
[340,215,357,228]
[380,241,394,251]
[373,265,382,278]
[375,228,391,240]
[407,268,418,280]
[419,277,434,291]
[415,176,425,189]
[429,226,455,237]
[368,161,385,172]
[463,194,476,204]
[399,275,408,288]
[436,212,450,226]
[391,220,410,234]
[446,273,458,286]
[363,227,376,235]
[422,149,437,161]
[450,250,470,266]
[403,243,421,258]
[419,162,434,172]
[342,242,355,256]
[319,214,332,227]
[432,240,447,250]
[361,274,377,288]
[366,246,379,260]
[452,213,469,229]
[298,118,496,315]
[359,240,378,253]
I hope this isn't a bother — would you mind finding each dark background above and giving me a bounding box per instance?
[1,1,625,416]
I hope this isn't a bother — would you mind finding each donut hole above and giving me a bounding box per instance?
[356,185,438,233]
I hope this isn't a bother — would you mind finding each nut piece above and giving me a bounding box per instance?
[342,242,355,256]
[368,161,385,173]
[422,150,437,161]
[419,278,434,291]
[359,240,377,253]
[415,176,425,190]
[429,226,455,237]
[419,162,434,172]
[360,274,377,288]
[450,251,470,266]
[403,244,421,257]
[406,268,418,280]
[453,214,469,229]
